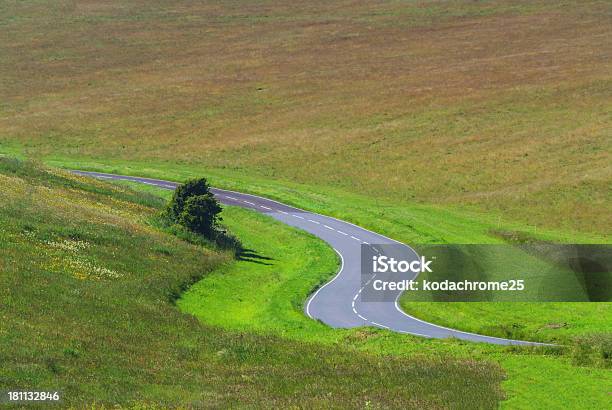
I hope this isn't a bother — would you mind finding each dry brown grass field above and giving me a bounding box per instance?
[1,0,610,234]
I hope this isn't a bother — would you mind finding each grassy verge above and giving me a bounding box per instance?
[0,158,510,408]
[110,181,610,408]
[180,206,341,341]
[399,302,611,344]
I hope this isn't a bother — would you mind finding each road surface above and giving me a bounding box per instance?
[73,170,547,346]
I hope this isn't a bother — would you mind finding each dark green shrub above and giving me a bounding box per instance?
[165,178,214,223]
[178,194,222,238]
[163,178,242,254]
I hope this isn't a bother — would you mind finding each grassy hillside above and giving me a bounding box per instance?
[1,0,609,406]
[1,0,610,235]
[0,158,509,408]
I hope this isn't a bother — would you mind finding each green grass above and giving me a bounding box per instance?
[179,206,340,340]
[179,196,610,409]
[399,302,611,343]
[39,156,608,342]
[0,158,511,408]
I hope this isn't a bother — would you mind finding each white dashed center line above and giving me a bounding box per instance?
[308,219,320,224]
[336,230,348,236]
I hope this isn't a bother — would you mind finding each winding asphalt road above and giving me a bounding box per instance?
[74,170,545,346]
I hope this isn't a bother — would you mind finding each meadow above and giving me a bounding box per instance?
[1,0,610,236]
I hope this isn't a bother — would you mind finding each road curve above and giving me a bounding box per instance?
[73,170,547,346]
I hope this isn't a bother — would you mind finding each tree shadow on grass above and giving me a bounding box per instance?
[237,248,275,265]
